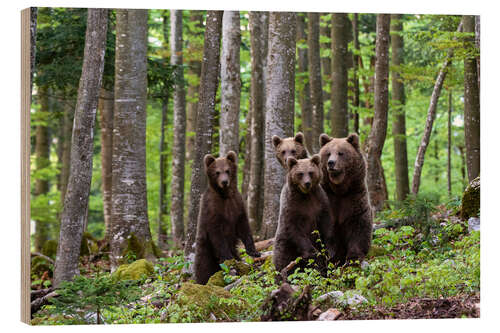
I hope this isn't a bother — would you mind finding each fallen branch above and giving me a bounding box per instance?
[31,291,58,317]
[31,252,55,265]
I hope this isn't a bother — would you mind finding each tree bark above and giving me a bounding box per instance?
[158,95,169,250]
[463,15,480,182]
[261,12,296,239]
[247,11,268,236]
[447,89,452,197]
[170,10,187,248]
[366,14,390,212]
[97,88,113,240]
[110,9,153,269]
[220,11,241,155]
[296,13,312,152]
[59,94,75,205]
[331,13,350,138]
[391,14,410,202]
[352,13,360,134]
[475,16,480,90]
[53,8,108,287]
[320,14,331,106]
[308,12,324,154]
[30,7,37,97]
[184,11,223,263]
[412,21,462,194]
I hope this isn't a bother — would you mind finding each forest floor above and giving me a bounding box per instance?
[30,199,480,325]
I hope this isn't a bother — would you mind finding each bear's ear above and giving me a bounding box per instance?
[347,133,360,150]
[294,132,304,144]
[286,156,298,170]
[204,154,216,169]
[319,133,332,147]
[272,135,282,148]
[226,151,237,164]
[311,154,320,166]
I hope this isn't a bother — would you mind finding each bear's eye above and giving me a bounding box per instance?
[297,172,303,178]
[291,150,296,155]
[338,151,344,156]
[216,171,220,175]
[225,169,230,174]
[327,152,331,157]
[281,151,286,155]
[309,172,314,177]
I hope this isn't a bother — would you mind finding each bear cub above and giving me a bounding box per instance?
[318,133,373,265]
[194,151,260,285]
[272,132,309,168]
[273,155,333,273]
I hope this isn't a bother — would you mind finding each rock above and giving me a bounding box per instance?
[316,290,344,302]
[207,271,225,287]
[261,283,313,321]
[367,244,389,258]
[316,290,367,307]
[346,293,367,305]
[461,176,480,220]
[360,260,370,270]
[468,217,480,232]
[111,259,154,281]
[317,308,341,321]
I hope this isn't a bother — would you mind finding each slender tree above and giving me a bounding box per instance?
[352,13,360,134]
[170,10,186,248]
[463,15,480,182]
[30,7,37,97]
[98,88,113,239]
[261,12,296,239]
[447,89,452,197]
[320,14,331,106]
[247,11,268,235]
[366,14,391,212]
[331,13,350,137]
[308,12,324,153]
[296,13,312,152]
[391,14,410,201]
[220,11,241,155]
[110,9,154,269]
[184,11,223,264]
[53,8,108,287]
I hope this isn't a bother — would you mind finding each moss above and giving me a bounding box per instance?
[367,245,389,258]
[80,232,98,256]
[207,271,226,287]
[461,176,480,220]
[41,240,58,259]
[222,259,251,275]
[112,259,154,281]
[31,256,52,278]
[122,233,159,263]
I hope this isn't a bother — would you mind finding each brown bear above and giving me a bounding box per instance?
[272,132,309,168]
[318,133,373,265]
[194,151,261,285]
[273,155,334,273]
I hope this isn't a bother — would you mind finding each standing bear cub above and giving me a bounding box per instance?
[272,132,309,168]
[319,133,373,265]
[273,155,333,273]
[194,151,260,285]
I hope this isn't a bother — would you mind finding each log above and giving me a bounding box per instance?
[31,291,58,317]
[31,252,55,265]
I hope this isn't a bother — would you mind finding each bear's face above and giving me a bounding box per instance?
[286,155,321,194]
[272,132,308,168]
[204,151,238,191]
[319,133,361,185]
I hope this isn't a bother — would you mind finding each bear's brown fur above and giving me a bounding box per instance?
[273,155,333,273]
[194,151,260,285]
[318,133,373,265]
[272,132,309,168]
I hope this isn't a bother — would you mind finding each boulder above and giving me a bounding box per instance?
[112,259,154,281]
[468,217,480,232]
[461,176,480,220]
[317,308,341,321]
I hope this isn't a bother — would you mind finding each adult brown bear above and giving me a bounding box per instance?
[194,151,260,285]
[318,133,373,265]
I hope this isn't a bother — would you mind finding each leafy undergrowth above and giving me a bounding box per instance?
[32,204,480,324]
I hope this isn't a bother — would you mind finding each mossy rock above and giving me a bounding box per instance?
[461,176,480,220]
[41,240,58,259]
[221,259,252,275]
[207,271,226,287]
[175,282,245,320]
[80,232,98,256]
[112,259,154,281]
[122,233,161,263]
[367,245,389,258]
[31,256,53,278]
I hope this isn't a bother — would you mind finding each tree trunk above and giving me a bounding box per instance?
[158,96,169,250]
[463,15,480,182]
[30,7,37,97]
[247,11,268,236]
[320,14,331,106]
[366,14,390,212]
[475,16,480,90]
[296,13,312,152]
[458,145,466,190]
[447,89,452,197]
[261,12,296,239]
[352,13,360,134]
[391,14,410,202]
[184,11,223,263]
[186,11,204,161]
[170,10,187,248]
[97,88,113,240]
[308,12,324,154]
[220,11,241,155]
[331,13,350,138]
[53,8,108,287]
[412,21,462,194]
[59,94,75,205]
[110,9,153,269]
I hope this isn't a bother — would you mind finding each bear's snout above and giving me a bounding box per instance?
[327,159,336,169]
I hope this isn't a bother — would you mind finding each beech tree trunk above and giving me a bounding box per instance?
[366,14,390,212]
[220,11,241,155]
[447,89,452,197]
[59,94,75,205]
[184,11,223,263]
[391,14,410,202]
[308,12,324,154]
[331,13,350,138]
[352,13,360,134]
[98,88,113,240]
[158,95,169,250]
[320,14,331,106]
[53,8,108,287]
[261,12,296,239]
[412,21,462,194]
[463,15,480,182]
[110,9,153,269]
[247,11,268,236]
[170,10,186,248]
[296,13,312,152]
[30,7,37,97]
